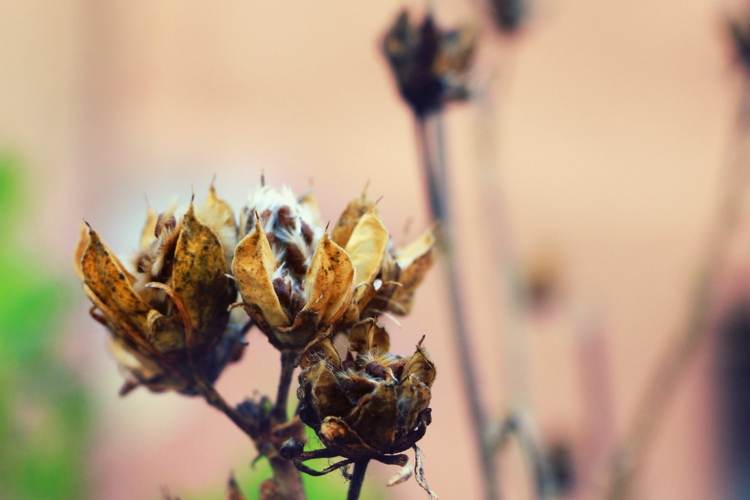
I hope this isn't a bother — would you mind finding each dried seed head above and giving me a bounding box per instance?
[297,327,436,474]
[75,186,244,395]
[382,10,477,117]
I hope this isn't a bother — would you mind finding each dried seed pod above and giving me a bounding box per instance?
[382,10,477,117]
[297,328,436,495]
[75,187,244,395]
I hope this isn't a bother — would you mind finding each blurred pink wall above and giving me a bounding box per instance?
[0,0,741,498]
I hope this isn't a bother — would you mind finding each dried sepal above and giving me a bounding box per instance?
[81,227,152,337]
[348,318,390,355]
[387,457,414,486]
[319,416,380,460]
[345,207,389,303]
[402,337,437,388]
[390,227,436,314]
[301,232,354,326]
[331,192,375,248]
[232,219,291,329]
[172,201,233,349]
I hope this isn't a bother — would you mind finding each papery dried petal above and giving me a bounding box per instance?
[347,382,399,453]
[319,416,379,460]
[301,232,354,326]
[390,228,436,314]
[172,201,233,348]
[348,318,390,355]
[81,227,151,336]
[331,193,375,248]
[232,219,291,328]
[345,208,389,303]
[401,339,437,388]
[387,458,414,486]
[395,373,432,442]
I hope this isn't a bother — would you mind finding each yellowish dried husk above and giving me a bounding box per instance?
[232,219,291,328]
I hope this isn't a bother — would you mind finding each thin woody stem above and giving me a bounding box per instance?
[273,350,297,422]
[346,459,370,500]
[604,78,750,500]
[194,375,306,500]
[194,375,258,439]
[415,114,500,500]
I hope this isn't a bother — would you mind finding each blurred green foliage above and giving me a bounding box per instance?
[0,156,92,499]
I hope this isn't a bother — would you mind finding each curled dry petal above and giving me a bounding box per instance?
[232,219,291,329]
[172,201,233,349]
[414,444,438,499]
[348,318,390,355]
[301,232,354,326]
[348,382,399,453]
[345,208,389,303]
[331,193,375,248]
[391,227,436,314]
[402,338,437,388]
[387,458,414,486]
[319,416,379,460]
[81,227,153,339]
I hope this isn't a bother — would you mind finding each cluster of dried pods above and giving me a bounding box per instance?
[75,182,438,498]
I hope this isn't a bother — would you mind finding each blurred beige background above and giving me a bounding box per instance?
[0,0,742,498]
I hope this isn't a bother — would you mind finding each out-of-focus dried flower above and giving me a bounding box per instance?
[382,9,477,117]
[523,247,563,312]
[294,325,437,496]
[489,0,527,34]
[74,186,243,395]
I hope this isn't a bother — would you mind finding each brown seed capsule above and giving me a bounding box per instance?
[75,187,243,395]
[273,277,291,309]
[365,361,388,380]
[277,205,295,229]
[297,331,436,494]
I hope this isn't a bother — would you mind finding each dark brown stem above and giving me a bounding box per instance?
[194,376,258,439]
[273,350,296,422]
[346,459,370,500]
[415,115,500,500]
[194,376,307,500]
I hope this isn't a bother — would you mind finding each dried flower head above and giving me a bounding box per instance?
[292,323,437,497]
[332,192,436,322]
[232,185,356,350]
[74,186,243,394]
[231,185,434,350]
[382,9,477,117]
